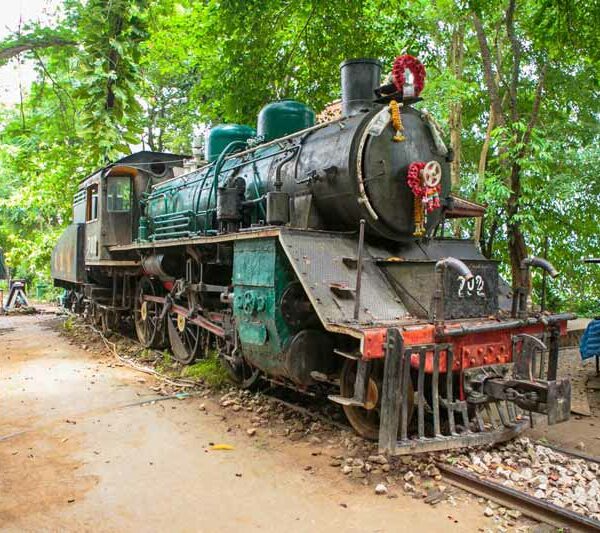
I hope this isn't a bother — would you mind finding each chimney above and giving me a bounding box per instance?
[340,58,381,117]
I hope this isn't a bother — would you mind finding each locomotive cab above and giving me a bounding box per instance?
[51,152,187,288]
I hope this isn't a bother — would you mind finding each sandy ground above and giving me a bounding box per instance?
[0,311,500,533]
[525,344,600,456]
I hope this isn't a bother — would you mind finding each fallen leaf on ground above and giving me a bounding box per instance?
[210,444,234,451]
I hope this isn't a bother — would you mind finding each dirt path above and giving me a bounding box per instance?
[0,312,498,532]
[525,347,600,456]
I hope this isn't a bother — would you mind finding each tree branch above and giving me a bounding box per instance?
[472,12,506,127]
[523,63,547,147]
[506,0,521,122]
[0,36,76,62]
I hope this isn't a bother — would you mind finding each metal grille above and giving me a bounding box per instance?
[379,329,531,455]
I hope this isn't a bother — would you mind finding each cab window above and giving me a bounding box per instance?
[86,184,99,222]
[107,176,131,212]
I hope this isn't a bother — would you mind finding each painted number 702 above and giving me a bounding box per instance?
[457,275,485,298]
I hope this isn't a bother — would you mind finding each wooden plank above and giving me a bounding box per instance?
[378,328,403,454]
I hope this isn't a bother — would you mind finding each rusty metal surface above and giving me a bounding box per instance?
[109,227,282,252]
[51,223,85,284]
[438,463,600,531]
[390,421,530,455]
[278,229,409,328]
[142,295,225,338]
[378,332,570,456]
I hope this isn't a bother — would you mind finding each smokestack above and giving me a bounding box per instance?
[340,58,381,117]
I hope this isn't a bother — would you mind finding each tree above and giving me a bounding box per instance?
[0,0,597,315]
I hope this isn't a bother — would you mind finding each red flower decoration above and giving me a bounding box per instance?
[392,55,426,97]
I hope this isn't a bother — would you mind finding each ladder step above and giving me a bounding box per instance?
[310,371,329,382]
[334,349,360,360]
[328,394,365,407]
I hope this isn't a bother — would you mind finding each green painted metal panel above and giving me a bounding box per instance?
[233,239,276,287]
[232,237,296,377]
[238,321,268,345]
[144,144,283,240]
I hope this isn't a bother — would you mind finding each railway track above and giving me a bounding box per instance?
[69,313,600,531]
[437,457,600,532]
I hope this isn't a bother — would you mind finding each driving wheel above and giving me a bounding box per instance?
[134,276,165,348]
[218,334,260,388]
[340,358,414,441]
[167,293,202,364]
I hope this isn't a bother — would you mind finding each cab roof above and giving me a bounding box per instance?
[78,151,189,184]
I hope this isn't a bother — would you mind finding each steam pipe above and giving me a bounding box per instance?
[521,256,559,278]
[435,257,474,280]
[513,256,559,318]
[433,258,473,331]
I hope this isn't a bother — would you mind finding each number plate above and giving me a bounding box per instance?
[444,261,499,319]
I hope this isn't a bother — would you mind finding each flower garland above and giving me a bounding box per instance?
[389,99,405,142]
[407,161,442,237]
[392,55,426,97]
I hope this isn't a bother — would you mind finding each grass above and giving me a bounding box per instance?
[153,349,228,387]
[181,351,229,387]
[155,350,173,374]
[63,315,75,332]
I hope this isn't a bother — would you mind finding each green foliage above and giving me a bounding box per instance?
[73,0,149,161]
[155,350,173,373]
[0,0,598,313]
[63,315,75,331]
[181,352,229,387]
[0,0,149,280]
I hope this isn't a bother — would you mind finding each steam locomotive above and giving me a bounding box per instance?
[52,55,572,454]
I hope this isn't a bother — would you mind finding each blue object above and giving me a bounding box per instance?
[580,319,600,360]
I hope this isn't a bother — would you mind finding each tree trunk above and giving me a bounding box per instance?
[472,6,548,292]
[507,162,528,288]
[472,13,505,128]
[448,23,465,190]
[473,105,495,246]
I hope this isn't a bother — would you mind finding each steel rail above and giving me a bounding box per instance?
[437,463,600,532]
[541,442,600,465]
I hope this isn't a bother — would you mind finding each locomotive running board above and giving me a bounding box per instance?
[378,328,566,456]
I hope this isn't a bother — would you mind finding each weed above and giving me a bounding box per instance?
[182,352,229,387]
[155,350,174,374]
[63,316,75,332]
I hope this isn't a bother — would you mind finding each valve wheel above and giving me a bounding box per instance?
[423,160,442,188]
[340,358,414,441]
